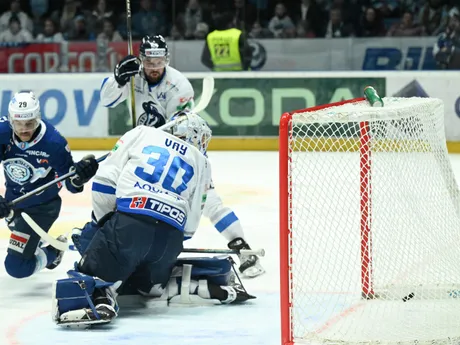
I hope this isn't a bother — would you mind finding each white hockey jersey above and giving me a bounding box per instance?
[100,66,194,127]
[91,126,212,239]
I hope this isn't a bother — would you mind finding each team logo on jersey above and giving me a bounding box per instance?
[4,158,35,185]
[112,139,124,152]
[137,101,166,128]
[157,92,166,101]
[129,196,148,209]
[124,197,186,228]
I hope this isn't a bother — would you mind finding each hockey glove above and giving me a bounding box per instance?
[114,55,140,86]
[71,155,99,188]
[0,196,11,219]
[228,237,265,278]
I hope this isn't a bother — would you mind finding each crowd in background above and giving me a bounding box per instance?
[0,0,458,43]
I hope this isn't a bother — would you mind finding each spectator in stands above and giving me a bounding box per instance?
[65,15,94,41]
[417,0,449,35]
[387,11,426,36]
[132,0,166,37]
[0,15,33,42]
[194,22,209,39]
[96,18,122,42]
[249,21,274,38]
[0,0,33,33]
[206,3,223,32]
[370,0,400,19]
[294,0,326,38]
[30,0,50,36]
[87,0,114,36]
[36,18,65,42]
[433,6,460,69]
[399,0,425,14]
[324,6,354,37]
[356,7,387,37]
[168,24,185,40]
[53,0,85,37]
[232,0,258,31]
[268,3,296,38]
[184,0,205,39]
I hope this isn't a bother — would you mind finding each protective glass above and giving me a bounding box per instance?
[11,119,39,133]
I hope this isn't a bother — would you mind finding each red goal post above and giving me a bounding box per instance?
[279,96,460,345]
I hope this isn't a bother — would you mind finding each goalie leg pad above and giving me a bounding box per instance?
[52,270,119,328]
[71,221,99,255]
[175,255,234,286]
[166,256,254,306]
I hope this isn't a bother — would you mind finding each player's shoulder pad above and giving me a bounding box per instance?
[165,66,192,88]
[42,120,69,148]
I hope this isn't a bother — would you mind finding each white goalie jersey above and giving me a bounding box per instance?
[100,66,194,128]
[91,126,212,238]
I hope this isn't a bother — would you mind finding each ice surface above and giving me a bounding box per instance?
[0,151,280,345]
[3,151,460,345]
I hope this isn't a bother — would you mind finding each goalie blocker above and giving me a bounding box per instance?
[52,256,255,328]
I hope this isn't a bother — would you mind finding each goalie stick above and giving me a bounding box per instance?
[21,212,265,257]
[182,248,265,256]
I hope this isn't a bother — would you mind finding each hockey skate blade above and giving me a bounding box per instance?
[57,318,112,329]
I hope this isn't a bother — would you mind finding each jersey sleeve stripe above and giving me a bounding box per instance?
[214,212,239,233]
[92,182,116,195]
[104,92,123,108]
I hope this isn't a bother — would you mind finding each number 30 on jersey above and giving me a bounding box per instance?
[134,145,194,195]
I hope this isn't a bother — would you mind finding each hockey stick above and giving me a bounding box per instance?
[21,212,68,251]
[192,76,214,114]
[21,211,266,255]
[182,248,265,257]
[125,0,136,128]
[9,154,109,208]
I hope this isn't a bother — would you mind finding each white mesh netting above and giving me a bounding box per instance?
[286,97,460,345]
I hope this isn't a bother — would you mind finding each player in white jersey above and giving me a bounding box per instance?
[52,112,255,328]
[99,34,264,278]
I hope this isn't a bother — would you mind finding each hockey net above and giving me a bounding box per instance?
[279,97,460,345]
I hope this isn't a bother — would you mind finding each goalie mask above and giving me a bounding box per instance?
[8,91,41,141]
[172,111,212,155]
[139,35,170,71]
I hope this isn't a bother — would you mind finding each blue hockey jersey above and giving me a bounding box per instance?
[0,117,82,208]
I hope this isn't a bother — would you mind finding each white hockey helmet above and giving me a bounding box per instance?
[8,91,41,134]
[171,111,212,154]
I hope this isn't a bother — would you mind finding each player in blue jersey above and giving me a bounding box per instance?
[0,91,98,279]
